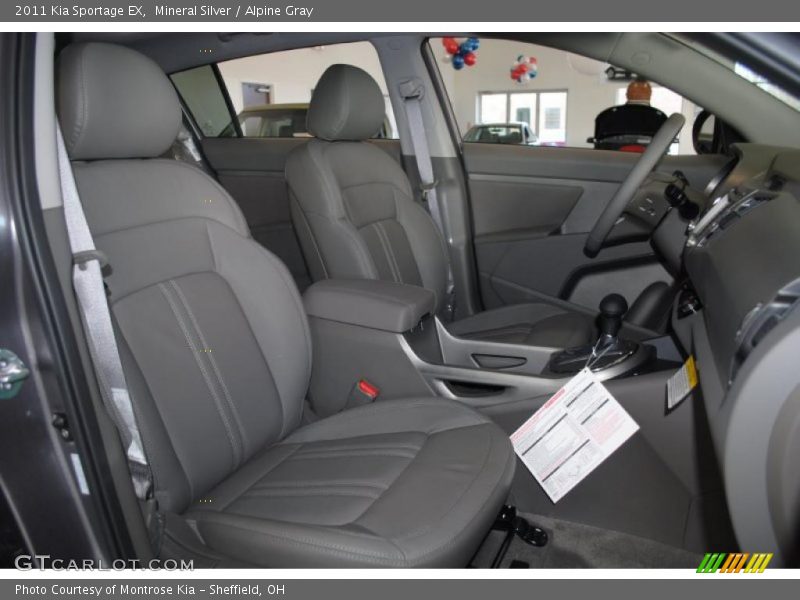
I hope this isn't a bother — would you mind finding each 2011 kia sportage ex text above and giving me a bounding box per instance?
[0,32,799,569]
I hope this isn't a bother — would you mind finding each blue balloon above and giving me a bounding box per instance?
[459,43,470,55]
[452,54,465,69]
[468,37,480,50]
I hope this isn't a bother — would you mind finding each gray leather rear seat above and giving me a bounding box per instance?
[57,42,515,567]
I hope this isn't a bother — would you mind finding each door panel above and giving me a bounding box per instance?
[463,143,729,311]
[201,137,402,290]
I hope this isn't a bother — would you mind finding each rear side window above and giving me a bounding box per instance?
[170,66,237,138]
[171,41,397,139]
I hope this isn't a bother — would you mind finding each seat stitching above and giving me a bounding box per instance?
[389,426,494,542]
[313,285,421,309]
[194,518,404,564]
[252,244,313,433]
[306,143,378,278]
[294,441,422,454]
[284,401,486,441]
[241,489,382,500]
[250,480,389,491]
[291,195,329,278]
[212,444,303,513]
[206,220,304,439]
[400,433,515,566]
[169,280,249,460]
[376,221,405,284]
[288,450,417,460]
[197,427,511,566]
[200,439,511,566]
[391,189,425,288]
[158,281,240,469]
[370,222,400,282]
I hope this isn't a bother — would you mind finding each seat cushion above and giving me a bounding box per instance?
[185,399,515,567]
[449,303,596,348]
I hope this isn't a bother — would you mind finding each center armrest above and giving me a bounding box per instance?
[303,279,436,333]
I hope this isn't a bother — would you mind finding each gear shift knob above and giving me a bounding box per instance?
[598,293,628,338]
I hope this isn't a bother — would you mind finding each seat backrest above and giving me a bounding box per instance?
[286,64,449,312]
[57,43,311,513]
[594,103,668,140]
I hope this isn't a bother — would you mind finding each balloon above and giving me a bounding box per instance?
[443,37,479,70]
[510,55,537,83]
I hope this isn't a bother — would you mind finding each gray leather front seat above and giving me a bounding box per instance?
[286,64,596,348]
[57,43,515,568]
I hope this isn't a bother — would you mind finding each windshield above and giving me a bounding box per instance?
[732,62,800,112]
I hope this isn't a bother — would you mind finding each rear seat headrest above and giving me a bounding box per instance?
[307,64,385,142]
[57,43,181,161]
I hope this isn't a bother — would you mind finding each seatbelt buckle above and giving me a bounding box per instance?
[348,378,380,408]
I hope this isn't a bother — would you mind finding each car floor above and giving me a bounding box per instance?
[471,513,702,569]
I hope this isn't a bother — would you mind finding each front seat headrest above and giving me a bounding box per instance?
[57,43,181,161]
[307,64,384,142]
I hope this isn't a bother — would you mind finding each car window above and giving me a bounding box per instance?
[170,65,237,138]
[172,41,398,140]
[428,37,698,154]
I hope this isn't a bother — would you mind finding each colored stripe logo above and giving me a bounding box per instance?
[697,553,773,573]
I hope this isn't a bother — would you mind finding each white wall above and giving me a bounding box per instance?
[218,42,388,111]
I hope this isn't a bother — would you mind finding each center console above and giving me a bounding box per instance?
[303,278,679,419]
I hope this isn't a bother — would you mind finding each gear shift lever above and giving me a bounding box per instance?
[548,293,641,375]
[598,293,628,341]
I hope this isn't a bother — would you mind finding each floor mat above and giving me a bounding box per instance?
[472,514,702,569]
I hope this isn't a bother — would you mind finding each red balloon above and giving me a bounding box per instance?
[444,40,459,55]
[442,36,457,47]
[463,51,477,66]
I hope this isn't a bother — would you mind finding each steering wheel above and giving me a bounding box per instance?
[584,113,686,257]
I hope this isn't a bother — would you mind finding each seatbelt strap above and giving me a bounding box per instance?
[398,78,456,319]
[56,124,153,502]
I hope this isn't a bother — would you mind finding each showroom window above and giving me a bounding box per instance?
[171,41,398,139]
[428,37,697,154]
[476,90,568,145]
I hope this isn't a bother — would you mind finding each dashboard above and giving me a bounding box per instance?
[667,144,800,565]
